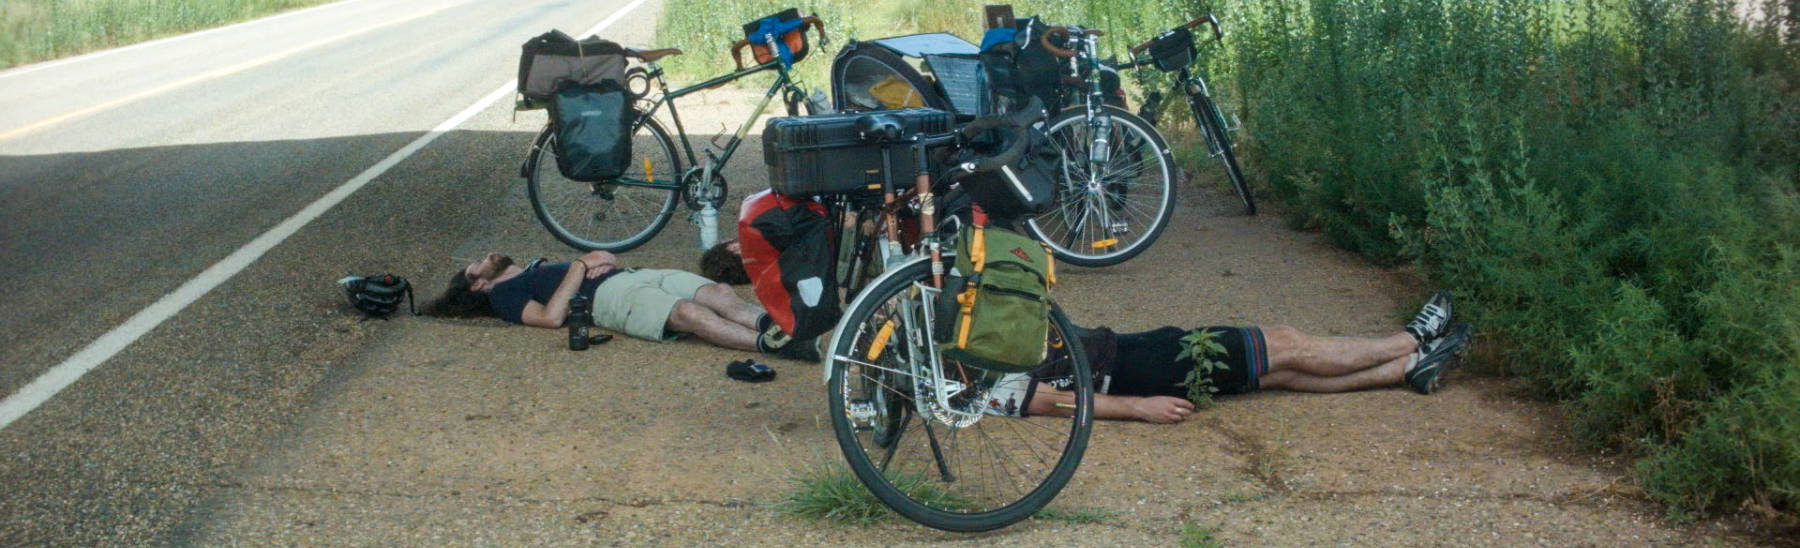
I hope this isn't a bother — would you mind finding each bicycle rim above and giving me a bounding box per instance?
[827,257,1093,532]
[1027,106,1176,267]
[526,117,680,252]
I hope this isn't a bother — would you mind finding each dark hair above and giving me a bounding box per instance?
[699,240,749,285]
[424,271,495,318]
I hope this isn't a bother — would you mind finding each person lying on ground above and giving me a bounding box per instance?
[1017,292,1470,424]
[699,241,1473,423]
[425,251,817,361]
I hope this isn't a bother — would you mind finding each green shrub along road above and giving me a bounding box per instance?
[660,0,1798,522]
[1229,0,1797,521]
[1,0,335,69]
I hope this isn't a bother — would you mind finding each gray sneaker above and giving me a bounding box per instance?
[1404,291,1454,344]
[1405,322,1471,395]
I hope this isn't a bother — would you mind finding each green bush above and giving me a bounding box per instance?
[1227,0,1799,519]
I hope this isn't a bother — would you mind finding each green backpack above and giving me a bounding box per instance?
[934,225,1056,373]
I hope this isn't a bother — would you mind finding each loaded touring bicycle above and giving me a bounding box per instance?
[516,10,829,252]
[828,27,1177,267]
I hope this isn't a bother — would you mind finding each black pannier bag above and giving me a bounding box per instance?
[980,17,1124,113]
[954,127,1059,221]
[762,108,954,196]
[1148,27,1196,72]
[981,17,1066,112]
[518,30,628,101]
[742,8,813,67]
[740,192,840,339]
[550,80,633,182]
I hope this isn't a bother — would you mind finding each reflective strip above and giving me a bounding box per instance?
[1000,164,1034,202]
[867,320,896,361]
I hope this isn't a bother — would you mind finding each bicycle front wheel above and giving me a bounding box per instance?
[826,256,1093,532]
[1027,106,1177,267]
[525,115,681,252]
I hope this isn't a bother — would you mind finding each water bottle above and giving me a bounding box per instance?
[568,294,593,351]
[697,203,719,250]
[807,88,833,114]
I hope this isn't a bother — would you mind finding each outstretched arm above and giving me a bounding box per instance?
[518,262,590,328]
[1027,384,1196,424]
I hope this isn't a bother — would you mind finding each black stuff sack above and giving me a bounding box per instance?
[550,81,633,182]
[953,126,1059,222]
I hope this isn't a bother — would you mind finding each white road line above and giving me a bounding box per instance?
[0,0,375,80]
[0,0,652,431]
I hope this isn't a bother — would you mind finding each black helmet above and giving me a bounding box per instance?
[340,274,415,318]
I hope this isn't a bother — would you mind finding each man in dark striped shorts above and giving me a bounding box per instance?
[1022,292,1471,424]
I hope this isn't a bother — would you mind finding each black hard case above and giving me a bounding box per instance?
[762,108,955,197]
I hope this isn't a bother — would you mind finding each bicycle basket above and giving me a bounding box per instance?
[1148,27,1195,72]
[743,8,811,67]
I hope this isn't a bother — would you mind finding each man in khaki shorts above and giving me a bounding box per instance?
[425,251,817,360]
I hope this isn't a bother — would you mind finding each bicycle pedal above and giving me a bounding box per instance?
[1109,221,1131,234]
[1092,238,1119,250]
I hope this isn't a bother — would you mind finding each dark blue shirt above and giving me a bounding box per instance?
[488,261,610,324]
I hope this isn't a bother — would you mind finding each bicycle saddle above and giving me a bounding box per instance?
[854,114,904,143]
[625,47,683,62]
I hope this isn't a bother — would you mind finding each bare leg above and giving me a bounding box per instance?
[664,299,759,351]
[1261,354,1409,393]
[692,283,764,329]
[1261,325,1416,377]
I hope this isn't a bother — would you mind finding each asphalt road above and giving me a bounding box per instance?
[0,0,662,543]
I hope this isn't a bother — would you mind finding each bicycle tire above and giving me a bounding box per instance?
[1192,93,1256,215]
[826,256,1093,532]
[1026,106,1177,267]
[525,115,681,252]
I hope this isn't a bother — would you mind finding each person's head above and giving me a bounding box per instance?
[699,239,748,285]
[424,253,514,317]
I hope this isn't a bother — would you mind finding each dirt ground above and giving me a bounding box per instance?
[190,88,1770,546]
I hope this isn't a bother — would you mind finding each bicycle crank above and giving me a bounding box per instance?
[680,166,728,211]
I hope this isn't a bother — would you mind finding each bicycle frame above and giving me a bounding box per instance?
[1174,67,1235,157]
[601,58,808,193]
[1053,30,1129,246]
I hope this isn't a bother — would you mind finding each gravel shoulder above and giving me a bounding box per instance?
[192,88,1756,546]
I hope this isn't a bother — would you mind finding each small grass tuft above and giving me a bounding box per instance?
[1180,522,1225,548]
[774,462,972,525]
[1031,505,1119,524]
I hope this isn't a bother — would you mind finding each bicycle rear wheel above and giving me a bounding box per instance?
[826,256,1093,532]
[525,115,681,252]
[1192,93,1255,215]
[1027,106,1177,267]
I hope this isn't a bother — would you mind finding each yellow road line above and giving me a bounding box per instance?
[0,2,452,141]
